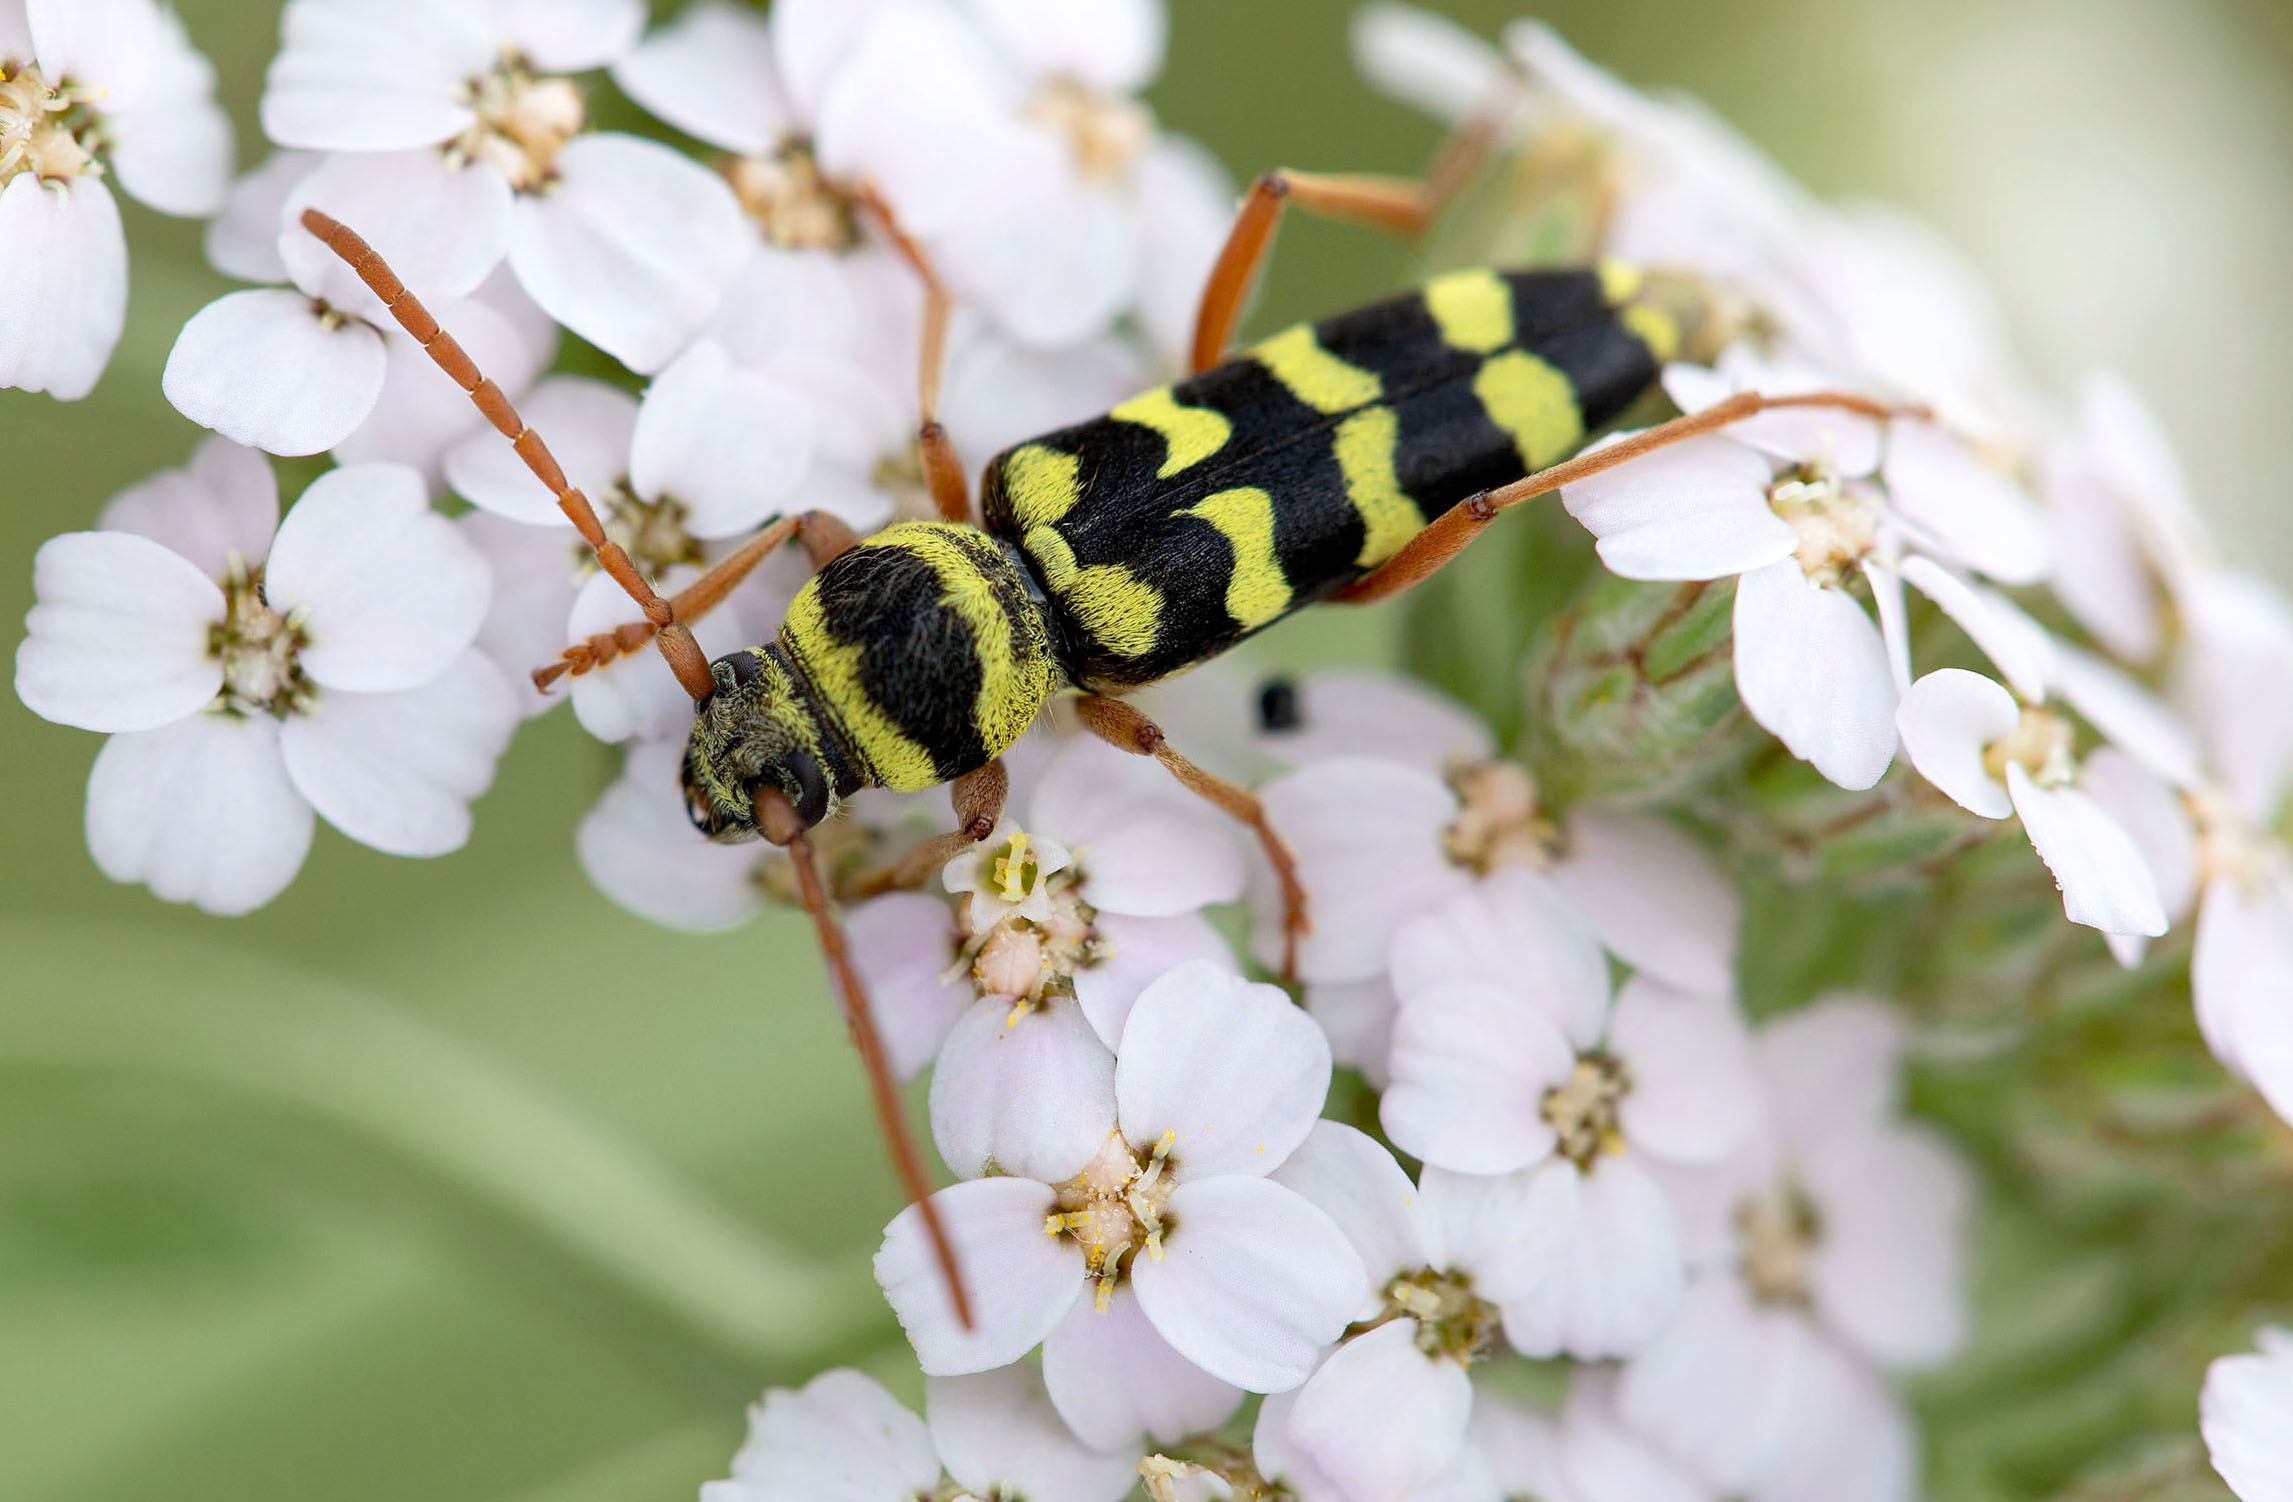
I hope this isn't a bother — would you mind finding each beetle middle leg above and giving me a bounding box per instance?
[1073,693,1310,981]
[1189,77,1518,373]
[859,189,972,526]
[1333,390,1917,605]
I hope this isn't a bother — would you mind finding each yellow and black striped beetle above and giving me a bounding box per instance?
[298,111,1893,1325]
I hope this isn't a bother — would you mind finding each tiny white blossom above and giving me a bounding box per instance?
[877,958,1365,1427]
[16,448,514,913]
[703,1364,1140,1502]
[0,0,231,399]
[1471,1378,1713,1502]
[260,0,748,371]
[1617,996,1969,1502]
[2202,1327,2293,1502]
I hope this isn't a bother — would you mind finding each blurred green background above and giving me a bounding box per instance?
[5,2,2292,1497]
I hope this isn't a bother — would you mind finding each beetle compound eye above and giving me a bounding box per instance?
[776,746,832,829]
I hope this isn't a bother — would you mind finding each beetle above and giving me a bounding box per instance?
[298,103,1892,1325]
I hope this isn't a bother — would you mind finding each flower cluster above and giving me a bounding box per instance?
[11,0,2293,1495]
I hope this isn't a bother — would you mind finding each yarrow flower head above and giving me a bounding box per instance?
[15,442,514,913]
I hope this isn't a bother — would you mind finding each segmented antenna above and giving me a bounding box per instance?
[297,208,715,701]
[298,209,975,1331]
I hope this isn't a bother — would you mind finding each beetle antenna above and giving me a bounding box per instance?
[760,787,974,1330]
[296,208,716,702]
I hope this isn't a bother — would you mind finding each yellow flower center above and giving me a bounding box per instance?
[1442,759,1557,875]
[0,60,102,186]
[1982,705,2076,789]
[455,57,584,191]
[209,558,314,719]
[1046,1129,1178,1310]
[1543,1052,1631,1167]
[722,141,859,250]
[1026,76,1151,182]
[1373,1267,1501,1363]
[1769,468,1878,589]
[1736,1183,1823,1305]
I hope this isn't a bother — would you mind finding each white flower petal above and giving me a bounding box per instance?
[1041,1284,1243,1451]
[17,531,223,732]
[1303,975,1399,1089]
[336,297,546,483]
[98,436,280,583]
[1615,1275,1817,1493]
[1742,1336,1917,1502]
[2078,748,2198,926]
[2201,1333,2293,1502]
[1029,736,1244,915]
[770,0,900,129]
[1896,553,2051,702]
[1880,420,2051,585]
[1733,559,1898,790]
[721,1368,937,1500]
[1757,993,1907,1145]
[27,0,156,105]
[926,1373,1139,1502]
[2007,766,2168,937]
[630,341,814,537]
[261,0,490,151]
[105,10,231,218]
[1270,1120,1430,1301]
[1256,668,1496,774]
[842,892,974,1080]
[2195,877,2293,1076]
[1666,354,1884,476]
[486,0,643,72]
[281,150,513,309]
[0,174,126,401]
[507,132,749,374]
[456,510,579,719]
[1116,960,1331,1181]
[203,151,322,284]
[1287,1320,1474,1502]
[966,0,1165,93]
[1070,910,1234,1051]
[1383,980,1573,1175]
[2051,641,2203,789]
[1801,1123,1974,1371]
[1894,668,2017,819]
[279,650,516,856]
[1610,979,1761,1167]
[611,0,792,155]
[445,375,639,525]
[2044,446,2162,663]
[575,736,762,932]
[875,1176,1086,1375]
[1561,434,1794,582]
[1390,864,1610,1050]
[1552,811,1740,997]
[931,999,1118,1184]
[1350,1,1509,126]
[1494,1155,1685,1360]
[1132,1175,1367,1392]
[1256,758,1469,983]
[266,463,492,692]
[1133,133,1234,370]
[85,713,314,915]
[163,288,389,457]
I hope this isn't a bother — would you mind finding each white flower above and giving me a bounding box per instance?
[1562,353,2050,791]
[1252,1383,1501,1502]
[1616,996,1969,1502]
[15,447,515,913]
[704,1364,1140,1502]
[1252,671,1740,1078]
[876,959,1364,1435]
[1380,871,1763,1358]
[166,159,557,463]
[259,0,748,371]
[1471,1378,1714,1502]
[1895,666,2169,938]
[0,0,231,399]
[1269,1120,1534,1501]
[2202,1327,2293,1502]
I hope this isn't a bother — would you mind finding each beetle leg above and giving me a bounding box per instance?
[858,189,972,525]
[1189,82,1517,373]
[1333,390,1919,604]
[1073,693,1310,981]
[842,760,1011,901]
[532,511,858,690]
